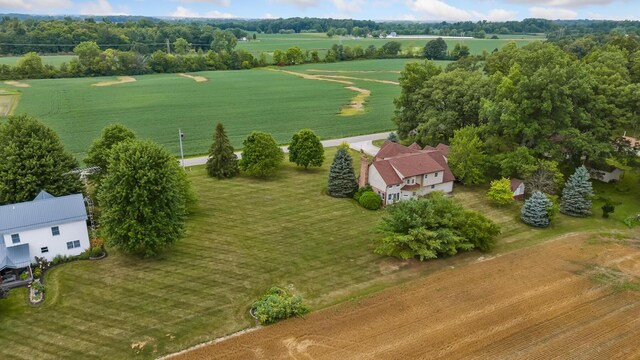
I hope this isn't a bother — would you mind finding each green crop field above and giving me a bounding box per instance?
[0,148,635,359]
[3,59,426,160]
[238,32,543,55]
[0,55,76,66]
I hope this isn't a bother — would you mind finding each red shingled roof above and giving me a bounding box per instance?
[388,153,444,178]
[510,178,524,192]
[408,142,422,151]
[375,141,420,160]
[435,144,450,156]
[424,150,455,183]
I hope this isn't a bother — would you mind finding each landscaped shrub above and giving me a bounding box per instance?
[89,246,105,258]
[33,267,42,278]
[250,287,309,325]
[353,185,372,202]
[19,272,29,281]
[358,191,382,210]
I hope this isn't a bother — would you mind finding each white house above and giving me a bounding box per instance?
[360,142,455,206]
[510,178,525,200]
[0,191,90,274]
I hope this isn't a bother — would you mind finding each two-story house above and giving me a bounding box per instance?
[0,191,90,275]
[360,141,455,206]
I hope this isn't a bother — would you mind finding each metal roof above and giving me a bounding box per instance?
[0,192,87,235]
[0,243,31,270]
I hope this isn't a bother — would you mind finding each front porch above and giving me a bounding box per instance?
[0,267,33,289]
[0,243,33,290]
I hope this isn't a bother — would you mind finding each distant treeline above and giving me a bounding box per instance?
[1,16,640,55]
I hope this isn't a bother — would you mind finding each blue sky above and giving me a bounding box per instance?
[0,0,638,21]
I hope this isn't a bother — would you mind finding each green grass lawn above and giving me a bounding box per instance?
[5,66,400,160]
[0,149,637,359]
[0,55,76,67]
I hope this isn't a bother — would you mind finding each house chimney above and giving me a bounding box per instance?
[359,156,369,188]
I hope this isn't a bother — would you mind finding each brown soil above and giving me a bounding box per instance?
[4,80,30,88]
[178,73,208,83]
[0,94,18,116]
[269,68,353,85]
[92,76,136,87]
[170,234,640,359]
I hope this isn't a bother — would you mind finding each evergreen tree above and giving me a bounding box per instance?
[288,129,324,169]
[98,139,194,257]
[387,132,399,143]
[521,191,553,227]
[85,123,136,185]
[239,131,284,177]
[560,166,593,217]
[327,148,358,198]
[0,115,82,205]
[206,123,239,179]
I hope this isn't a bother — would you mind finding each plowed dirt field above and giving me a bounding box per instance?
[171,234,640,359]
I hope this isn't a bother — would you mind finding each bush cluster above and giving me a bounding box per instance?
[359,191,382,210]
[250,287,309,325]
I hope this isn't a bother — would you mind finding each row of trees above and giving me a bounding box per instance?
[395,35,640,188]
[2,16,639,55]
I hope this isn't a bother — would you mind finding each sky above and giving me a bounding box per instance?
[0,0,638,22]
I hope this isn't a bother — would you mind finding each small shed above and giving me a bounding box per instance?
[588,164,624,183]
[510,178,525,200]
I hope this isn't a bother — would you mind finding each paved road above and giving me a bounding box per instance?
[181,132,390,167]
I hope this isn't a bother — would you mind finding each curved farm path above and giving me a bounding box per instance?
[341,86,370,116]
[91,76,136,87]
[178,73,208,83]
[4,80,30,88]
[306,69,401,74]
[168,233,640,359]
[314,74,399,85]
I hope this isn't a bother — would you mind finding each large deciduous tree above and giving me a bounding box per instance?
[206,123,239,179]
[288,129,324,169]
[327,148,358,198]
[98,139,194,257]
[0,115,82,205]
[239,131,284,177]
[521,191,553,227]
[375,193,499,260]
[423,38,447,60]
[85,124,136,185]
[560,166,593,217]
[448,126,487,185]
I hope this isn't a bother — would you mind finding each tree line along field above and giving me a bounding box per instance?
[3,59,424,160]
[0,149,636,359]
[0,55,76,67]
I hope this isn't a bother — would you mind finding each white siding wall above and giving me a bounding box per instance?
[368,166,388,192]
[422,171,444,186]
[514,184,525,197]
[386,184,402,204]
[3,221,90,262]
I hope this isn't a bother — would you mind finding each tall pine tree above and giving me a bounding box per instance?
[560,166,593,217]
[206,123,239,179]
[521,191,553,227]
[327,148,358,198]
[0,115,82,204]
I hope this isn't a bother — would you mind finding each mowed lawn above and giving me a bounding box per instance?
[0,149,408,359]
[6,67,398,159]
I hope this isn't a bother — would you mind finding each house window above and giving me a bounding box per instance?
[11,234,20,244]
[41,247,49,253]
[388,193,393,200]
[66,240,81,249]
[51,226,60,236]
[435,172,439,177]
[424,174,428,179]
[431,185,435,189]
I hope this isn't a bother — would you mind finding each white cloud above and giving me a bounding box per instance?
[263,12,276,19]
[270,0,319,9]
[170,6,235,18]
[406,0,473,21]
[406,0,517,22]
[331,0,366,14]
[0,0,72,11]
[177,0,231,7]
[78,0,128,15]
[529,6,577,19]
[486,8,518,21]
[506,0,616,7]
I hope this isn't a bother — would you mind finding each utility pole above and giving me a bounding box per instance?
[166,38,171,54]
[179,128,185,168]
